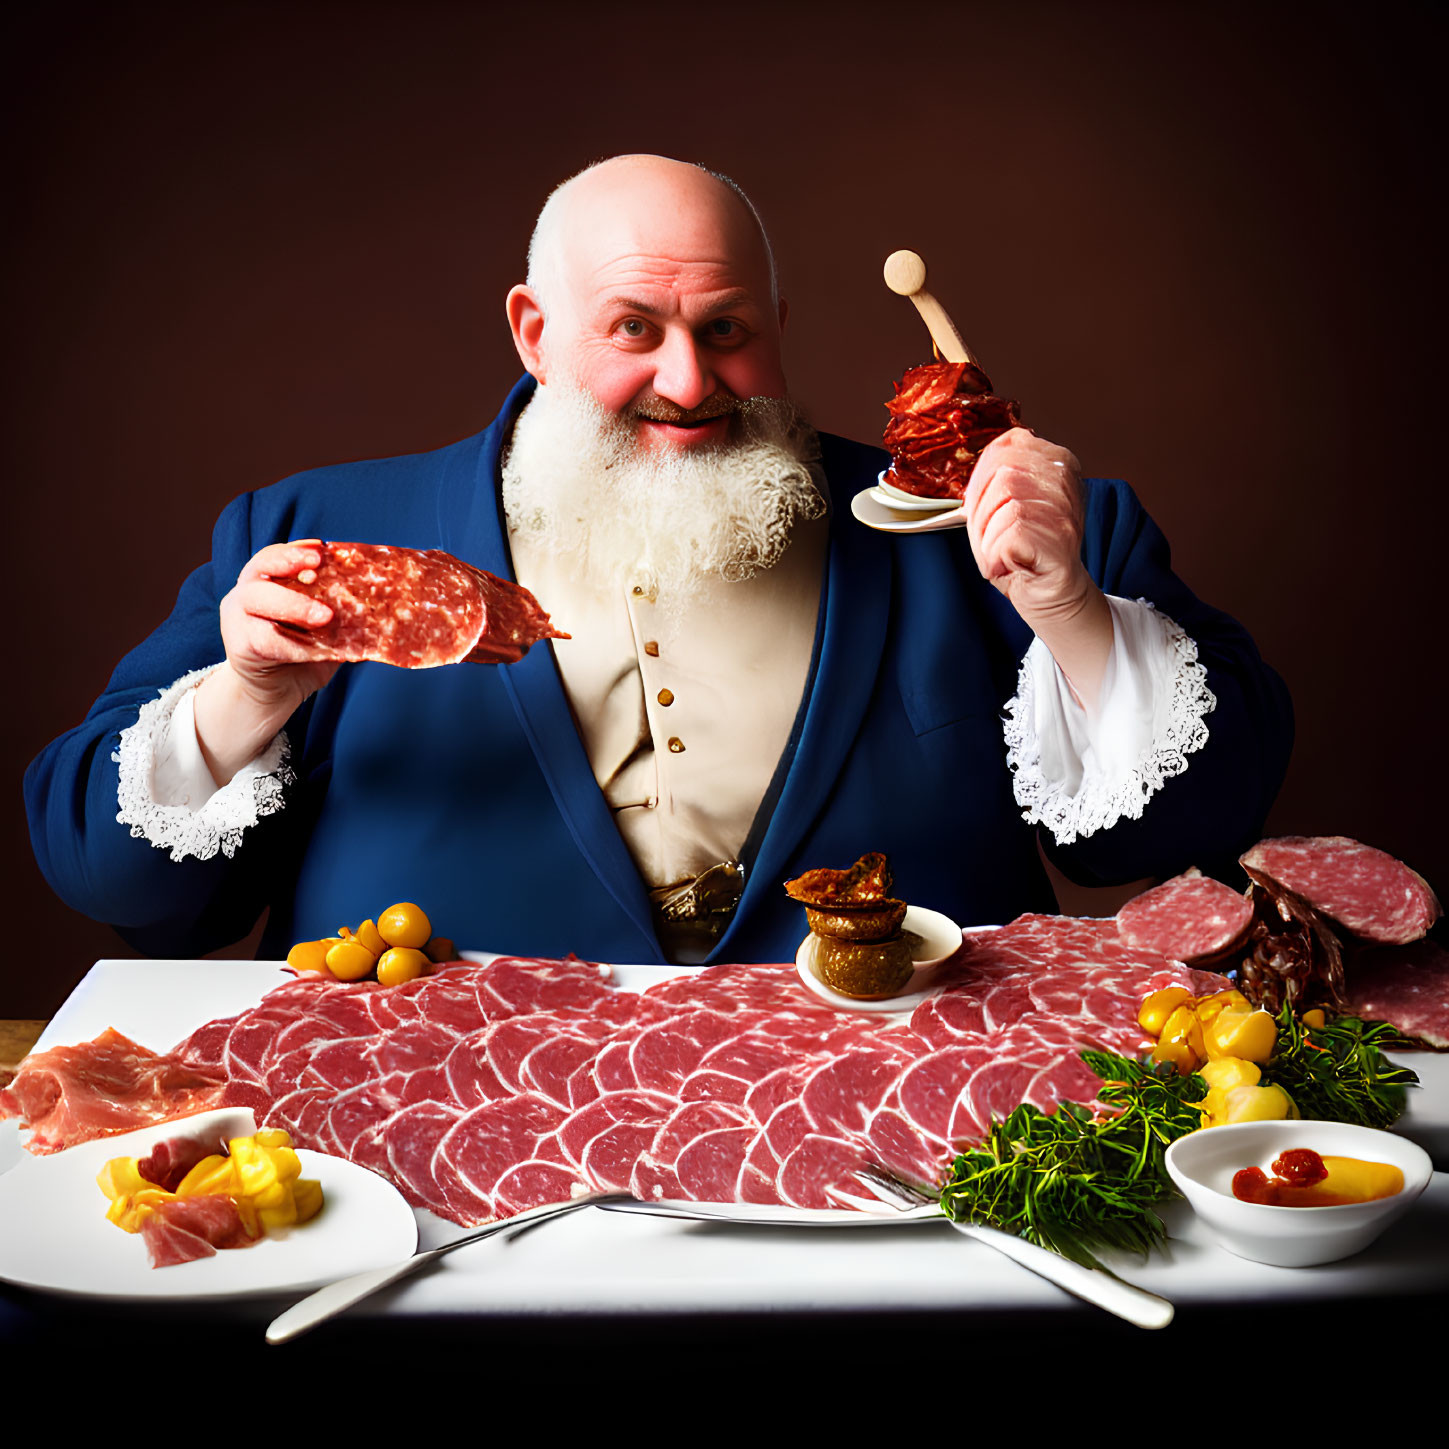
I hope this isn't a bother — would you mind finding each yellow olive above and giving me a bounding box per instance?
[377,902,432,950]
[1152,1003,1206,1073]
[1139,987,1192,1037]
[376,946,429,987]
[1221,1082,1297,1124]
[286,939,338,975]
[353,918,388,956]
[1204,1007,1276,1063]
[1191,990,1245,1028]
[1302,1008,1327,1029]
[325,939,379,981]
[1197,1056,1262,1091]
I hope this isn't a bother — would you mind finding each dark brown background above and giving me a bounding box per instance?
[5,1,1444,1019]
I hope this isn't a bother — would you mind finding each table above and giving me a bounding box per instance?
[4,960,1446,1369]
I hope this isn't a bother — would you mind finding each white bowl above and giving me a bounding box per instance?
[1164,1119,1433,1267]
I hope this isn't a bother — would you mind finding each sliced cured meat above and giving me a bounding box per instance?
[1342,939,1449,1048]
[882,360,1022,499]
[9,917,1225,1228]
[1116,869,1254,962]
[778,1133,868,1210]
[278,541,565,669]
[141,1196,258,1268]
[0,1029,227,1154]
[137,1131,226,1193]
[675,1126,756,1201]
[441,1094,567,1206]
[493,1159,589,1215]
[1241,836,1441,945]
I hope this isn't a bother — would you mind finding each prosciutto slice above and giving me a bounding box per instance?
[0,1029,227,1155]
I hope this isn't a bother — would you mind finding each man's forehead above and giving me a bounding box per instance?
[578,256,769,317]
[549,160,775,303]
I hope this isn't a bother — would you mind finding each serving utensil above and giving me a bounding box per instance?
[883,250,979,366]
[265,1189,634,1344]
[845,1163,1176,1329]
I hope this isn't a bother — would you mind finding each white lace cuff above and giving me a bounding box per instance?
[1003,597,1215,846]
[113,667,295,862]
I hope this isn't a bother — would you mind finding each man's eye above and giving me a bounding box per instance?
[618,318,648,339]
[707,319,740,339]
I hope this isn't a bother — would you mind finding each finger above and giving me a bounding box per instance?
[237,541,325,585]
[233,578,334,630]
[976,497,1071,581]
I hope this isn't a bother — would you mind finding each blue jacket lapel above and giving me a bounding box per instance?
[444,377,663,961]
[710,439,893,961]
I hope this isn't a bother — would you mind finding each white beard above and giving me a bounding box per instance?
[501,382,827,602]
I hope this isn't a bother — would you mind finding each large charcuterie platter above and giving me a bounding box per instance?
[3,955,1446,1322]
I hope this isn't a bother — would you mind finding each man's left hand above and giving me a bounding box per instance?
[963,428,1112,706]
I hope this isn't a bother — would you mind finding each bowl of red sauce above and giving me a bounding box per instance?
[1164,1120,1433,1267]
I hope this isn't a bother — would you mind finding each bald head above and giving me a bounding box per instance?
[506,156,789,450]
[526,155,778,312]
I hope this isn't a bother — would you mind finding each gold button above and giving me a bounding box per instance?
[657,688,674,707]
[643,641,659,657]
[667,737,685,753]
[631,585,645,596]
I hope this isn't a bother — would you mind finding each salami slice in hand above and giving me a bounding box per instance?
[278,541,566,668]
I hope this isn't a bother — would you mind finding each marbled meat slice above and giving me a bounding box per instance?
[1240,836,1442,945]
[0,1029,228,1154]
[278,540,565,669]
[1116,869,1254,962]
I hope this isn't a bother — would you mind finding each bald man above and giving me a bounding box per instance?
[26,156,1292,966]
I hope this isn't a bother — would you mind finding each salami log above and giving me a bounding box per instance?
[1240,836,1441,946]
[1115,868,1254,963]
[278,541,566,668]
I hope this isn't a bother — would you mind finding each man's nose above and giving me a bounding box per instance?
[651,329,713,410]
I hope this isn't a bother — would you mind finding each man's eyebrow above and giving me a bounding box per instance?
[599,288,758,317]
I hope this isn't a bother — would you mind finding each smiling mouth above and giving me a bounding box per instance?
[630,395,740,429]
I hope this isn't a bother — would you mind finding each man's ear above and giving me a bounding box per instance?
[506,284,547,383]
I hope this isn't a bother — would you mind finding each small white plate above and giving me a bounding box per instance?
[852,487,968,534]
[794,904,964,1013]
[871,475,962,513]
[0,1107,418,1300]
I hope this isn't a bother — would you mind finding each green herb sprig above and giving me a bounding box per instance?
[1265,1007,1418,1127]
[936,1053,1202,1270]
[934,1012,1419,1271]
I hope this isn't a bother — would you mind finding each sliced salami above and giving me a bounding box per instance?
[1116,869,1254,963]
[278,540,565,668]
[1240,836,1442,945]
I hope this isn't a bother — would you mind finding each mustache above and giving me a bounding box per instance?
[627,392,741,426]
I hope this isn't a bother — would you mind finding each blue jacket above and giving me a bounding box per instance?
[26,377,1293,965]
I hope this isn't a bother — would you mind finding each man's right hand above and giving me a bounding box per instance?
[193,541,341,787]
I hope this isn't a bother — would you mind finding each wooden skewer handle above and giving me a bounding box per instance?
[882,249,978,367]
